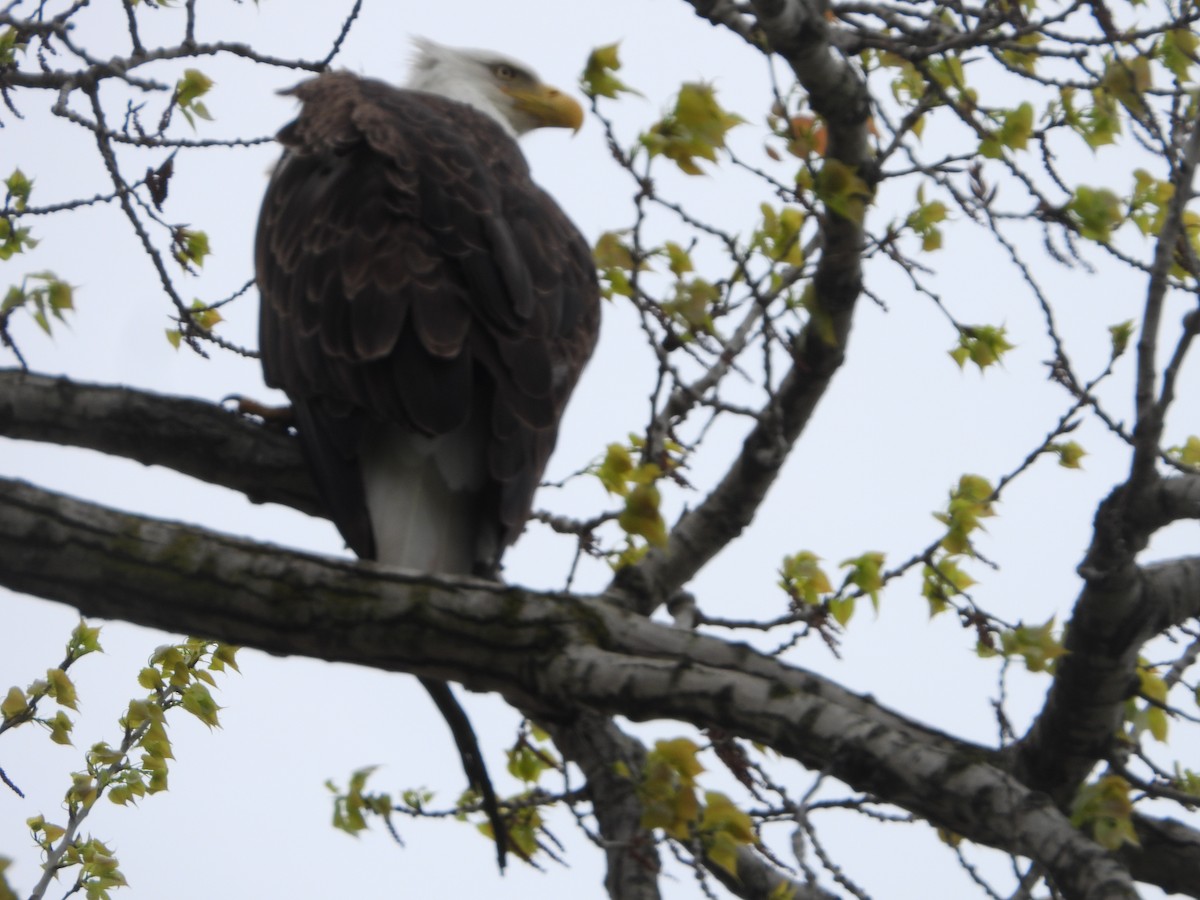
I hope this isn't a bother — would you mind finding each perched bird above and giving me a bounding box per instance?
[255,39,601,865]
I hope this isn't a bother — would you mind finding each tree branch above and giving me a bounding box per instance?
[1129,102,1200,490]
[1125,814,1200,896]
[620,0,871,615]
[1144,474,1200,531]
[1012,550,1200,805]
[0,369,319,516]
[0,476,1143,898]
[543,714,663,900]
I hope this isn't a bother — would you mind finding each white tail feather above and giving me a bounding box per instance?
[359,422,496,574]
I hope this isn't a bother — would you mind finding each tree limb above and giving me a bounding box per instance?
[619,0,871,616]
[1130,101,1200,491]
[1125,814,1200,896]
[0,476,1143,898]
[1144,475,1200,531]
[1013,546,1200,805]
[0,369,319,516]
[542,714,663,900]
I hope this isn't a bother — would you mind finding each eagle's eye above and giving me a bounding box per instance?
[493,63,517,80]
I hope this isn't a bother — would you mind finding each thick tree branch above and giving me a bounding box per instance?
[5,376,1200,894]
[548,714,834,900]
[0,369,320,516]
[707,847,840,900]
[543,715,663,900]
[0,477,1143,898]
[620,0,871,615]
[1013,550,1200,805]
[1125,814,1200,896]
[1144,475,1200,530]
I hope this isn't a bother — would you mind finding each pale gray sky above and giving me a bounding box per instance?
[3,1,1198,898]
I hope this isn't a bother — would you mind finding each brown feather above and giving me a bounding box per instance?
[257,71,599,569]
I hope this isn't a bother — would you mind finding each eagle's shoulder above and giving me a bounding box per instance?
[276,71,527,176]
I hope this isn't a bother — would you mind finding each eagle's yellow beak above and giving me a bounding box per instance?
[506,83,584,132]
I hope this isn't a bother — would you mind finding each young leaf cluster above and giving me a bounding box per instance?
[8,635,237,900]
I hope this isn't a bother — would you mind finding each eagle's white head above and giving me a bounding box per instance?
[406,37,583,138]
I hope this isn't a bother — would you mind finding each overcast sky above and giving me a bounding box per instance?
[3,1,1198,898]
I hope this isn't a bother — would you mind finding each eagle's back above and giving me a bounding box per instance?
[256,72,599,572]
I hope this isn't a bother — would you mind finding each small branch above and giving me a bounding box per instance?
[1130,103,1200,489]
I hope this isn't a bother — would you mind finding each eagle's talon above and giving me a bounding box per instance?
[225,394,295,427]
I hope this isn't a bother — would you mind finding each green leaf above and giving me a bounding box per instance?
[664,276,718,336]
[1108,320,1135,357]
[88,741,124,767]
[172,227,211,268]
[594,231,639,299]
[1129,170,1173,236]
[933,474,995,556]
[982,618,1066,672]
[779,552,833,606]
[188,299,222,332]
[1171,436,1200,467]
[140,752,169,793]
[655,738,704,782]
[68,621,103,658]
[1,686,27,721]
[1130,663,1170,742]
[841,551,885,612]
[1051,441,1086,469]
[828,595,855,626]
[754,204,806,264]
[68,772,98,809]
[1000,33,1042,74]
[618,483,668,548]
[905,188,948,252]
[209,643,240,673]
[1071,775,1139,850]
[47,710,74,746]
[507,745,551,784]
[950,324,1014,371]
[980,102,1034,158]
[815,159,873,223]
[642,82,744,175]
[700,791,755,877]
[1159,29,1198,81]
[1082,90,1121,148]
[0,855,18,900]
[1068,186,1123,243]
[1100,56,1152,125]
[174,68,215,128]
[0,217,37,259]
[581,43,639,99]
[27,816,66,846]
[594,231,635,269]
[46,667,78,710]
[0,27,27,66]
[595,443,634,495]
[4,169,32,211]
[663,241,694,276]
[639,739,704,839]
[180,682,220,728]
[330,766,387,836]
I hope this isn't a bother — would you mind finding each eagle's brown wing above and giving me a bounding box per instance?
[256,71,599,569]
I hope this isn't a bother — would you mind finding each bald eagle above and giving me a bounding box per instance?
[255,40,600,864]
